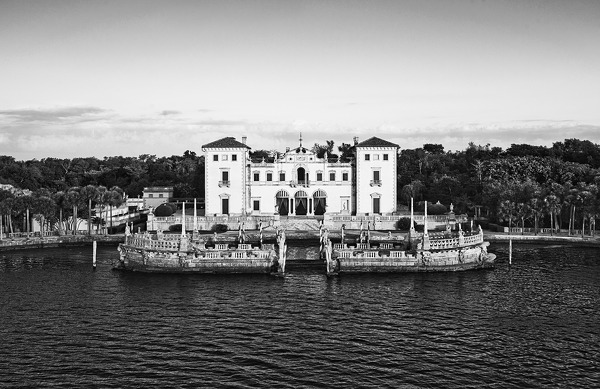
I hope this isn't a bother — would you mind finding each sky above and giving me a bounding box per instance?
[1,0,599,160]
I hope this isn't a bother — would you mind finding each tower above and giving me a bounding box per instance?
[202,137,250,215]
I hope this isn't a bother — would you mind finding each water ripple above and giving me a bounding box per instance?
[0,244,599,388]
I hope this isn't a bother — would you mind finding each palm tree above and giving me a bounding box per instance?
[31,193,56,237]
[401,180,424,206]
[579,183,598,237]
[21,194,35,237]
[96,186,109,234]
[528,197,543,235]
[7,196,25,235]
[544,194,561,236]
[64,187,82,235]
[80,185,99,235]
[108,186,124,234]
[52,191,67,235]
[0,189,15,239]
[497,199,516,232]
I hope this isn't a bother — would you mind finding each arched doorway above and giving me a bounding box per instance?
[276,190,289,216]
[297,167,306,186]
[295,190,308,216]
[313,189,327,215]
[371,193,381,214]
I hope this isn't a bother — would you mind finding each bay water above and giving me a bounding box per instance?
[1,243,599,388]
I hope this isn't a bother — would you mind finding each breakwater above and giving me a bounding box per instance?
[0,234,124,251]
[485,233,600,247]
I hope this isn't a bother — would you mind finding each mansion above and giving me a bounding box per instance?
[202,136,399,217]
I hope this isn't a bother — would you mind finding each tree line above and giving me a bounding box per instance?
[0,150,203,235]
[0,184,126,236]
[1,139,599,235]
[302,138,600,235]
[394,139,600,235]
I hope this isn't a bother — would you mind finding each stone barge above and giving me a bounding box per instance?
[324,228,495,275]
[322,200,496,275]
[115,230,287,275]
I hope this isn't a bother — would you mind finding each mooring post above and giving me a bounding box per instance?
[93,240,97,270]
[508,238,512,266]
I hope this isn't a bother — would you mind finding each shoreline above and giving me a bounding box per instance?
[0,234,124,251]
[1,229,599,251]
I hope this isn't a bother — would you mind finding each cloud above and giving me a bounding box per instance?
[194,120,248,126]
[0,106,108,122]
[160,110,180,116]
[1,107,599,160]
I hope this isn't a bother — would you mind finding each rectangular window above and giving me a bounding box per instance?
[213,155,218,161]
[220,171,230,187]
[280,172,286,181]
[330,172,336,181]
[253,172,260,181]
[158,194,163,198]
[383,154,388,161]
[222,154,228,161]
[149,194,154,198]
[342,172,348,181]
[253,200,260,211]
[317,172,323,181]
[365,154,370,161]
[267,173,273,181]
[373,170,380,181]
[374,154,379,160]
[232,154,237,161]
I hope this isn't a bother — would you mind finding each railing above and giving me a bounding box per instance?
[427,232,484,250]
[156,215,279,228]
[125,234,272,253]
[218,180,230,188]
[336,249,413,260]
[330,214,469,223]
[462,233,484,245]
[370,180,382,187]
[126,235,180,251]
[289,180,310,187]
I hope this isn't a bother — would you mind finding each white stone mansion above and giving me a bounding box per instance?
[202,136,399,217]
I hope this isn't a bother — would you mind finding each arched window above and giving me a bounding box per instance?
[275,190,289,216]
[312,189,327,215]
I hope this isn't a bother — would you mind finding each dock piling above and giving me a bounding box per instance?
[93,240,97,270]
[508,239,512,266]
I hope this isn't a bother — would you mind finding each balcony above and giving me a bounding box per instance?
[290,180,310,188]
[370,179,382,187]
[218,180,230,188]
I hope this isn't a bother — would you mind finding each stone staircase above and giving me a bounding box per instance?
[279,217,322,231]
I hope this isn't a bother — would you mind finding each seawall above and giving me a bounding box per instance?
[485,233,600,247]
[0,235,125,251]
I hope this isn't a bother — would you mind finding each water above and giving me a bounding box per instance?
[1,243,599,388]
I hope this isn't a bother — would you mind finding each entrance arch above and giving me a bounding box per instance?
[276,190,289,216]
[294,190,308,216]
[371,192,381,214]
[313,189,327,215]
[297,167,306,186]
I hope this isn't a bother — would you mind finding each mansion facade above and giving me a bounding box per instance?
[201,136,399,217]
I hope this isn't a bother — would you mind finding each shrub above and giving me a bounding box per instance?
[212,224,228,233]
[428,202,447,215]
[154,203,177,217]
[169,224,182,232]
[396,217,413,230]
